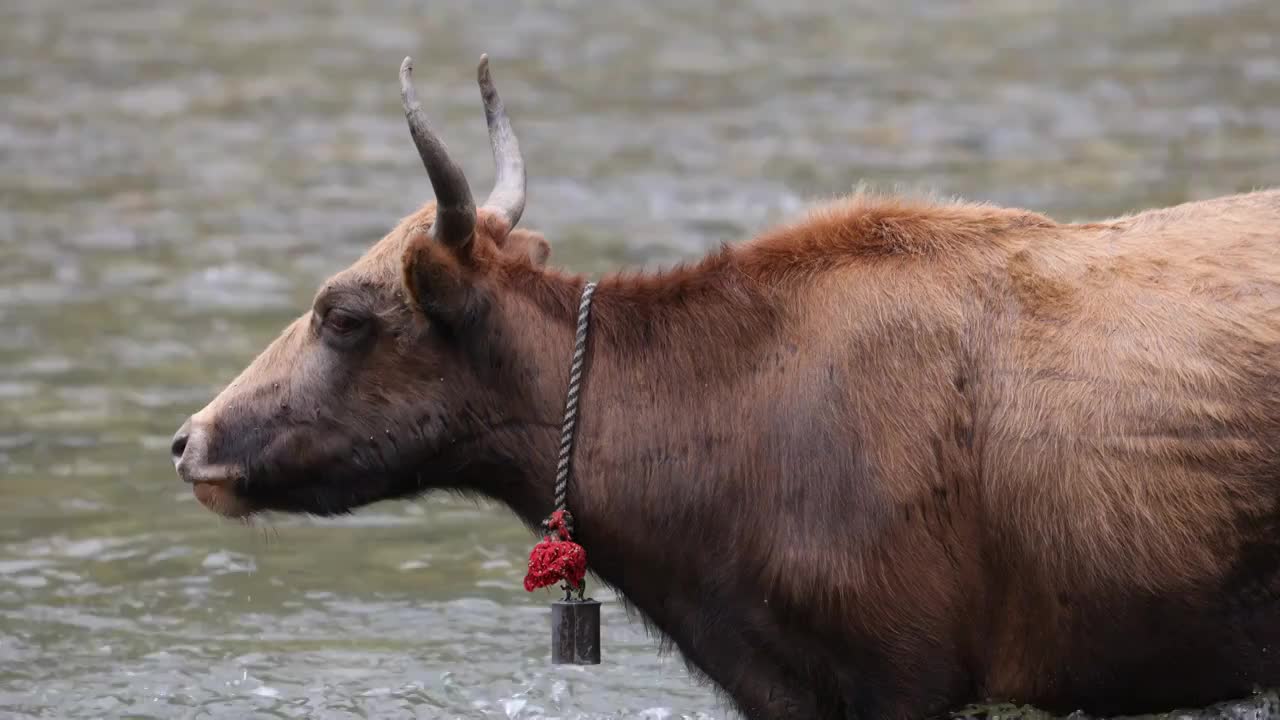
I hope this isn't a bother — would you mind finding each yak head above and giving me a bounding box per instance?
[171,55,574,519]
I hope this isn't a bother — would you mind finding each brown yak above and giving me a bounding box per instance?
[170,53,1280,720]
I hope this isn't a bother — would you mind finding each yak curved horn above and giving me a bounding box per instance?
[400,56,476,248]
[476,54,526,229]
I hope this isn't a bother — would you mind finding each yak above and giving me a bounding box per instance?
[170,53,1280,720]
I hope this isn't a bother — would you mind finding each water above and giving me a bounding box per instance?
[3,0,1280,717]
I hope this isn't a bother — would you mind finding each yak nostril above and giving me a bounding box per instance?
[171,420,192,463]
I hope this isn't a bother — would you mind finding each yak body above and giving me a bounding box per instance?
[505,189,1280,718]
[171,55,1280,720]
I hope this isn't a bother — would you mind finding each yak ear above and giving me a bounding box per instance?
[401,224,483,324]
[500,228,551,267]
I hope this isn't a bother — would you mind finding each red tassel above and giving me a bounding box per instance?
[524,510,587,592]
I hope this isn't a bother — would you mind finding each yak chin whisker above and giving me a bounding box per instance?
[255,520,281,547]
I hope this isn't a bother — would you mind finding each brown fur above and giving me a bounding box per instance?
[175,184,1280,719]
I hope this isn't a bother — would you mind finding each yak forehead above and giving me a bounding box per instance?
[320,202,437,296]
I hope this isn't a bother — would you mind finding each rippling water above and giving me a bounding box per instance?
[3,1,1280,717]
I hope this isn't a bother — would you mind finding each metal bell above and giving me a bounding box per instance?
[551,597,601,664]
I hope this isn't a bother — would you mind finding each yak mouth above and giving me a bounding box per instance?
[175,456,254,518]
[191,472,382,520]
[178,423,427,519]
[197,461,428,519]
[191,478,255,519]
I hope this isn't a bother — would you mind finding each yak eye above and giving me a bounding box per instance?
[321,307,371,343]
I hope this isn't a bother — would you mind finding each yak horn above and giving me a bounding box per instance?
[476,54,526,229]
[400,56,476,248]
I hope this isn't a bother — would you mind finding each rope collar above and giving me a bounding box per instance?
[524,281,597,598]
[551,281,597,527]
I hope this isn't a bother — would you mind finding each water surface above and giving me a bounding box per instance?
[4,0,1280,717]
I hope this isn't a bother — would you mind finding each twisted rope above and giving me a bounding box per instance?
[551,281,597,531]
